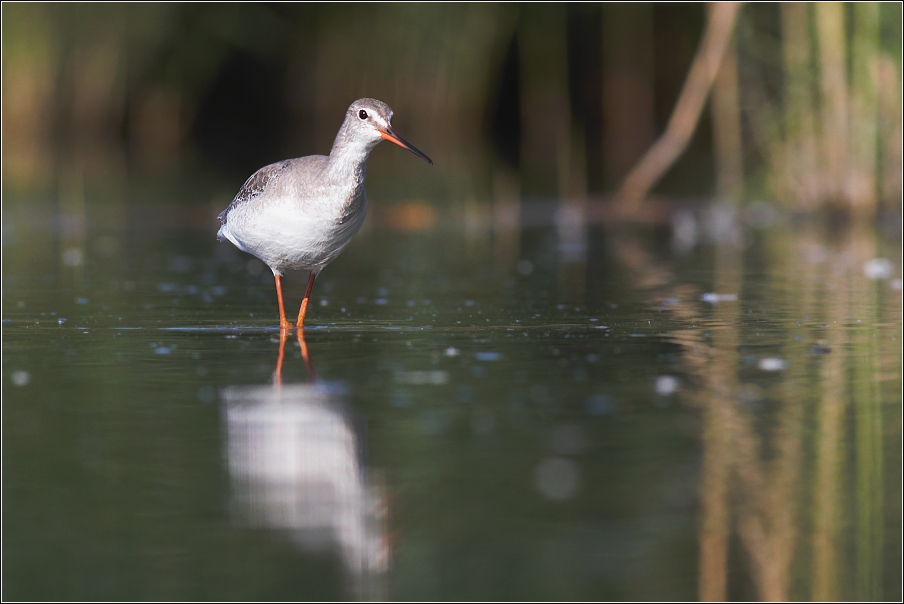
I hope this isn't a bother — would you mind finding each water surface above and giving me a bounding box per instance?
[3,196,901,601]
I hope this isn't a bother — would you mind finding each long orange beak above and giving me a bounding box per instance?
[380,126,433,165]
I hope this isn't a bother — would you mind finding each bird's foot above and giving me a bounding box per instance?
[279,319,293,331]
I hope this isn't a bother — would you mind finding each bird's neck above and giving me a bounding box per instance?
[328,123,377,185]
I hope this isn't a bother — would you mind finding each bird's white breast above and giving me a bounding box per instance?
[221,187,367,276]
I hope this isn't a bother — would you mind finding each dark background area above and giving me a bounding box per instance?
[5,3,899,211]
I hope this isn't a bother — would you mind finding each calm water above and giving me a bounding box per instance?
[2,193,901,601]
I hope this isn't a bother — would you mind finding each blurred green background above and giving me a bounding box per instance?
[3,2,901,214]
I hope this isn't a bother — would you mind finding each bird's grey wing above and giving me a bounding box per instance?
[218,160,292,226]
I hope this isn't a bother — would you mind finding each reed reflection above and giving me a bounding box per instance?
[221,331,388,595]
[611,217,899,601]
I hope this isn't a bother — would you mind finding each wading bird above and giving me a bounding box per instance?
[217,98,432,330]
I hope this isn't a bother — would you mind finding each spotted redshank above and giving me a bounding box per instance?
[217,98,432,330]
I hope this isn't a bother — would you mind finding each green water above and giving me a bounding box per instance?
[2,196,901,601]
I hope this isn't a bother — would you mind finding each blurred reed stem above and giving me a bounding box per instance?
[617,2,742,208]
[778,3,821,209]
[753,2,899,214]
[697,241,742,602]
[849,3,881,214]
[518,4,571,199]
[852,229,884,600]
[815,3,850,206]
[710,19,743,202]
[601,4,655,187]
[810,235,848,602]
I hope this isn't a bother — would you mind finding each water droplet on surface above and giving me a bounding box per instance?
[757,357,786,371]
[12,370,30,386]
[671,209,698,252]
[702,292,738,304]
[534,457,581,501]
[655,375,679,396]
[863,258,893,280]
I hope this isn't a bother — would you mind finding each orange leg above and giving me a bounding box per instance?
[296,329,315,380]
[274,328,288,388]
[295,272,317,328]
[274,274,292,331]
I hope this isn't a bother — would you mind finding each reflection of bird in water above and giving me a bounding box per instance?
[216,98,432,330]
[275,330,314,385]
[222,333,389,597]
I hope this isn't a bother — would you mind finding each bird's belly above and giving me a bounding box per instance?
[224,197,367,275]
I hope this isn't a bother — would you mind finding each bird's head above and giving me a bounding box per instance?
[344,98,433,164]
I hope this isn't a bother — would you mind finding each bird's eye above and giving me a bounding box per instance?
[358,110,368,120]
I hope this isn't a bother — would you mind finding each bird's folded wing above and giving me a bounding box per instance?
[218,160,292,225]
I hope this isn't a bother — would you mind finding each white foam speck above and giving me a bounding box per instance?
[758,357,786,371]
[655,375,680,395]
[12,370,31,386]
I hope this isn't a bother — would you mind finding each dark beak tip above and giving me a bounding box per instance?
[382,127,433,166]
